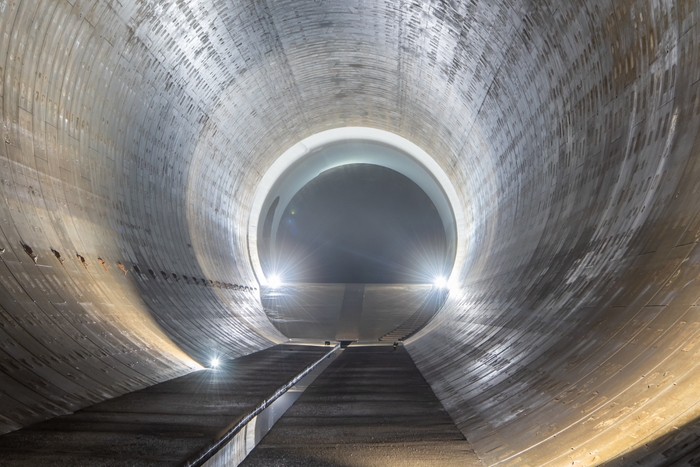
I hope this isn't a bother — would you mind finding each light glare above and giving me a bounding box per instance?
[434,276,448,289]
[210,357,220,368]
[268,274,282,288]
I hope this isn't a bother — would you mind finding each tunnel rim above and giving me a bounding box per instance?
[247,127,467,287]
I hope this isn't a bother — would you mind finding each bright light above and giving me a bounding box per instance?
[433,276,448,289]
[268,274,282,288]
[210,357,220,368]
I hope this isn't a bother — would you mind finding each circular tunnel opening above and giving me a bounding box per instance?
[250,131,465,344]
[248,130,467,289]
[261,163,451,284]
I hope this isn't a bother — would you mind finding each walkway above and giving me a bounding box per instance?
[241,346,481,466]
[0,345,328,466]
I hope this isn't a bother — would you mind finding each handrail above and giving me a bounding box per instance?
[183,344,340,467]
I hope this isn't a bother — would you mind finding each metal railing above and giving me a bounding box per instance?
[183,344,340,467]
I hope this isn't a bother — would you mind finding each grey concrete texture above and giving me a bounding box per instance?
[0,345,329,466]
[241,346,481,467]
[261,283,447,343]
[0,0,698,465]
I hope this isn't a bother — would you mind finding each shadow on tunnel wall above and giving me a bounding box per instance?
[600,414,700,466]
[120,254,277,364]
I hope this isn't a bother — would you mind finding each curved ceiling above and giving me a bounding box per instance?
[1,0,699,465]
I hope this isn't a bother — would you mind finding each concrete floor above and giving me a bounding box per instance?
[261,284,447,344]
[241,346,481,467]
[0,345,328,466]
[0,344,478,466]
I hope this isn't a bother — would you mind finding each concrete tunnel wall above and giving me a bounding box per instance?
[0,0,698,465]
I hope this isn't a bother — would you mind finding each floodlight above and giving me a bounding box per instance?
[268,274,282,288]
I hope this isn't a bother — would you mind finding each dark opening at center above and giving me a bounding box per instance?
[262,163,451,283]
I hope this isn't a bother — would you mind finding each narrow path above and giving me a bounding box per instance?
[0,345,328,466]
[241,345,482,467]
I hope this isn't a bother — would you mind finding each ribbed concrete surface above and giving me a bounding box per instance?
[0,0,699,465]
[0,345,328,466]
[241,346,480,467]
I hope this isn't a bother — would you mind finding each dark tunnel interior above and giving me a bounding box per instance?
[265,163,450,284]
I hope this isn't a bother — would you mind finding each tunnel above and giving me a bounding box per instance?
[0,0,699,465]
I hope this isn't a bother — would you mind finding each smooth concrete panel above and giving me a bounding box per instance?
[260,283,442,343]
